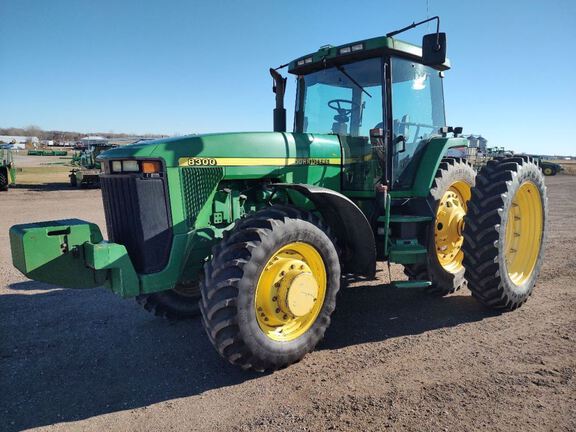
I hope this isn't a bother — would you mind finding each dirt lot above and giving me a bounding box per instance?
[1,176,574,432]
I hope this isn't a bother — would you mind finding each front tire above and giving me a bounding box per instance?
[200,206,340,372]
[462,156,548,310]
[136,282,201,320]
[404,158,476,296]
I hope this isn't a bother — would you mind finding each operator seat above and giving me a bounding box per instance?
[332,114,349,134]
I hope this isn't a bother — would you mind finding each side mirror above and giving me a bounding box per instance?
[394,135,406,154]
[422,32,447,66]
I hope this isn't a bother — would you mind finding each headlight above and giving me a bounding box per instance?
[122,160,139,172]
[108,159,163,174]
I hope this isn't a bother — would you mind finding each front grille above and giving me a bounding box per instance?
[181,167,223,228]
[100,174,172,274]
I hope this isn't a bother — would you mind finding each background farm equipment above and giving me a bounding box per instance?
[529,155,564,176]
[27,150,68,157]
[0,146,16,191]
[69,143,115,187]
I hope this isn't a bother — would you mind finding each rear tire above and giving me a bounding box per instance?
[200,205,340,372]
[136,282,201,320]
[404,158,476,296]
[462,156,548,310]
[542,166,555,176]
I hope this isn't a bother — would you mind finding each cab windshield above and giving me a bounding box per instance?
[295,57,384,137]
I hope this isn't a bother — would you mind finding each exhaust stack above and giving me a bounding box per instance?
[270,68,287,132]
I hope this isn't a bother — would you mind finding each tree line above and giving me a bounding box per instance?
[0,126,164,142]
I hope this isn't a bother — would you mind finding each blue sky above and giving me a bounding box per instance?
[1,0,575,154]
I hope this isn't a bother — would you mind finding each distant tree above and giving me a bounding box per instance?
[23,125,43,138]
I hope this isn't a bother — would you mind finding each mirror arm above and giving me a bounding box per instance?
[386,16,440,44]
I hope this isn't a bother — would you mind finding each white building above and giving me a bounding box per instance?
[80,136,109,147]
[0,135,40,150]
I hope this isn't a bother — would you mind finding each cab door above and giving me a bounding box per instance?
[339,57,386,193]
[389,56,446,190]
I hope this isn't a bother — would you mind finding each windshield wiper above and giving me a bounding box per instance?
[336,65,372,98]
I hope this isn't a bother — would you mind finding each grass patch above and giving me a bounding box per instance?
[16,166,71,184]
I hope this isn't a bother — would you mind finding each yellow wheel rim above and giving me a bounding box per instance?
[543,168,553,175]
[435,181,471,273]
[255,242,326,342]
[505,181,543,286]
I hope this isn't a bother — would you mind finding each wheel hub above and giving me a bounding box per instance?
[505,181,543,286]
[255,242,326,341]
[435,182,471,273]
[278,270,319,317]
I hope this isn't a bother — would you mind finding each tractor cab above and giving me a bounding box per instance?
[276,18,450,193]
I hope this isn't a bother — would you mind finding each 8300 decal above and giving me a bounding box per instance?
[185,157,218,166]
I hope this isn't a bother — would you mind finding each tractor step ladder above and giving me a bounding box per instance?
[387,241,428,263]
[388,214,433,223]
[379,210,433,264]
[393,280,432,289]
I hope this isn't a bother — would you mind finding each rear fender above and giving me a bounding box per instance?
[274,184,376,278]
[393,136,468,197]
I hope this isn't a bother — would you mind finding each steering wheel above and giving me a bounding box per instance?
[328,99,359,116]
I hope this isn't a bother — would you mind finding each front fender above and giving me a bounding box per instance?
[274,184,376,278]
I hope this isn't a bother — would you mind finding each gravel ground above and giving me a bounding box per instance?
[0,176,574,432]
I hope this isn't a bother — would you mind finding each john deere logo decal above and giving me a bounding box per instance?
[179,157,340,167]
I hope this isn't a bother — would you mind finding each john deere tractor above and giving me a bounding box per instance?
[1,146,16,191]
[69,143,116,187]
[10,18,548,371]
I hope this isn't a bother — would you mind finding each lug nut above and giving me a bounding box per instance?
[272,296,277,301]
[276,308,281,313]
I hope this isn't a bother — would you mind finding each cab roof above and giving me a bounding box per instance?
[288,35,451,75]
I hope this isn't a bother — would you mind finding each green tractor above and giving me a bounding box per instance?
[69,143,115,187]
[9,18,548,371]
[529,155,563,176]
[0,146,16,191]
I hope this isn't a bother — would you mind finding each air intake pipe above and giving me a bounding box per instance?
[270,68,287,132]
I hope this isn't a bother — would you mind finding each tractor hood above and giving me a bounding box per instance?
[98,132,342,169]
